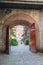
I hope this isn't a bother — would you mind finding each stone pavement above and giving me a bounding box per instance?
[0,45,43,65]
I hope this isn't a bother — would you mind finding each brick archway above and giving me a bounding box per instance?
[4,13,37,26]
[3,13,38,54]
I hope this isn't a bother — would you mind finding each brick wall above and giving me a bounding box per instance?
[0,9,43,52]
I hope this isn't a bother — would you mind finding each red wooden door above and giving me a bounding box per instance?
[30,23,37,52]
[5,25,10,54]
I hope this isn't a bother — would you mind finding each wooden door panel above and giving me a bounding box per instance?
[5,25,10,54]
[30,23,37,52]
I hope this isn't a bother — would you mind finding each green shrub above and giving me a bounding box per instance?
[24,39,29,45]
[10,38,18,46]
[40,49,43,53]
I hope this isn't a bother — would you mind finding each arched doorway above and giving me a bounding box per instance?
[2,13,38,54]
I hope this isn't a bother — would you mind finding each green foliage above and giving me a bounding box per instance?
[10,29,16,37]
[40,49,43,53]
[10,38,18,46]
[24,39,29,45]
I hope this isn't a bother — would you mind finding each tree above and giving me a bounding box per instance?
[10,28,16,37]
